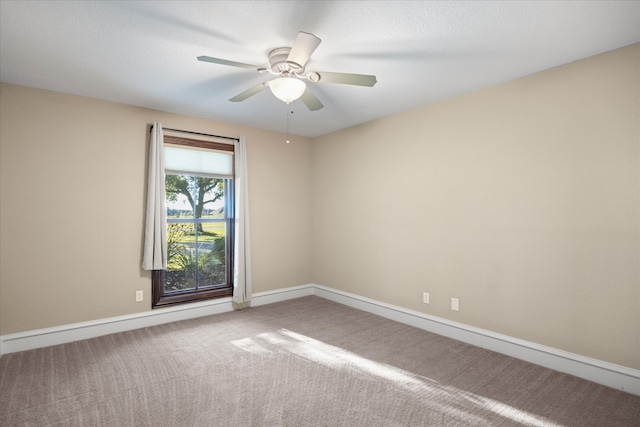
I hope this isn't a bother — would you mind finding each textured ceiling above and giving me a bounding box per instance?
[1,1,639,138]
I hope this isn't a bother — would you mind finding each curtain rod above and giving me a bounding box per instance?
[150,124,239,142]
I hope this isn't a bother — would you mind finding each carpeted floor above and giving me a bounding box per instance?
[1,296,638,426]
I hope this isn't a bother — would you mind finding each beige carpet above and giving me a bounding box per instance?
[1,296,638,426]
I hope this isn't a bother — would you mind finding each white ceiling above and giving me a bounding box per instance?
[1,1,639,138]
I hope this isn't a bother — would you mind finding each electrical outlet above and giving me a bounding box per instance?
[422,292,430,304]
[451,298,459,311]
[136,290,143,302]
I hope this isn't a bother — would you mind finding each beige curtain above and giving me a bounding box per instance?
[141,122,167,270]
[233,136,252,303]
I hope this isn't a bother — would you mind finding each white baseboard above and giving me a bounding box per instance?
[0,285,313,356]
[250,284,314,307]
[310,284,640,396]
[1,283,638,396]
[0,297,235,355]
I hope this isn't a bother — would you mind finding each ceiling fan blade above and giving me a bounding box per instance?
[299,87,324,111]
[314,71,377,87]
[197,56,261,70]
[287,32,321,68]
[229,82,268,102]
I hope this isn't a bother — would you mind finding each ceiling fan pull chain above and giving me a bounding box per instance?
[286,109,292,144]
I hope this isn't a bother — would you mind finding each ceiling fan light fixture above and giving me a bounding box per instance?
[269,77,306,103]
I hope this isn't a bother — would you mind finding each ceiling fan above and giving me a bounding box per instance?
[197,31,377,111]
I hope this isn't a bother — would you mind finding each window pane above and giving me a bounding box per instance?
[165,223,196,292]
[197,233,227,287]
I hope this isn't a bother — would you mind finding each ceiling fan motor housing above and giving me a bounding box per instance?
[268,47,304,74]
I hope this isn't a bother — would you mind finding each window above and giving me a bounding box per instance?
[152,136,234,308]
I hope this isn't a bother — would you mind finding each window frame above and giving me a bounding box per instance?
[152,135,235,309]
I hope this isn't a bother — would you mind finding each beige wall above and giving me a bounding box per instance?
[0,83,313,335]
[312,44,640,369]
